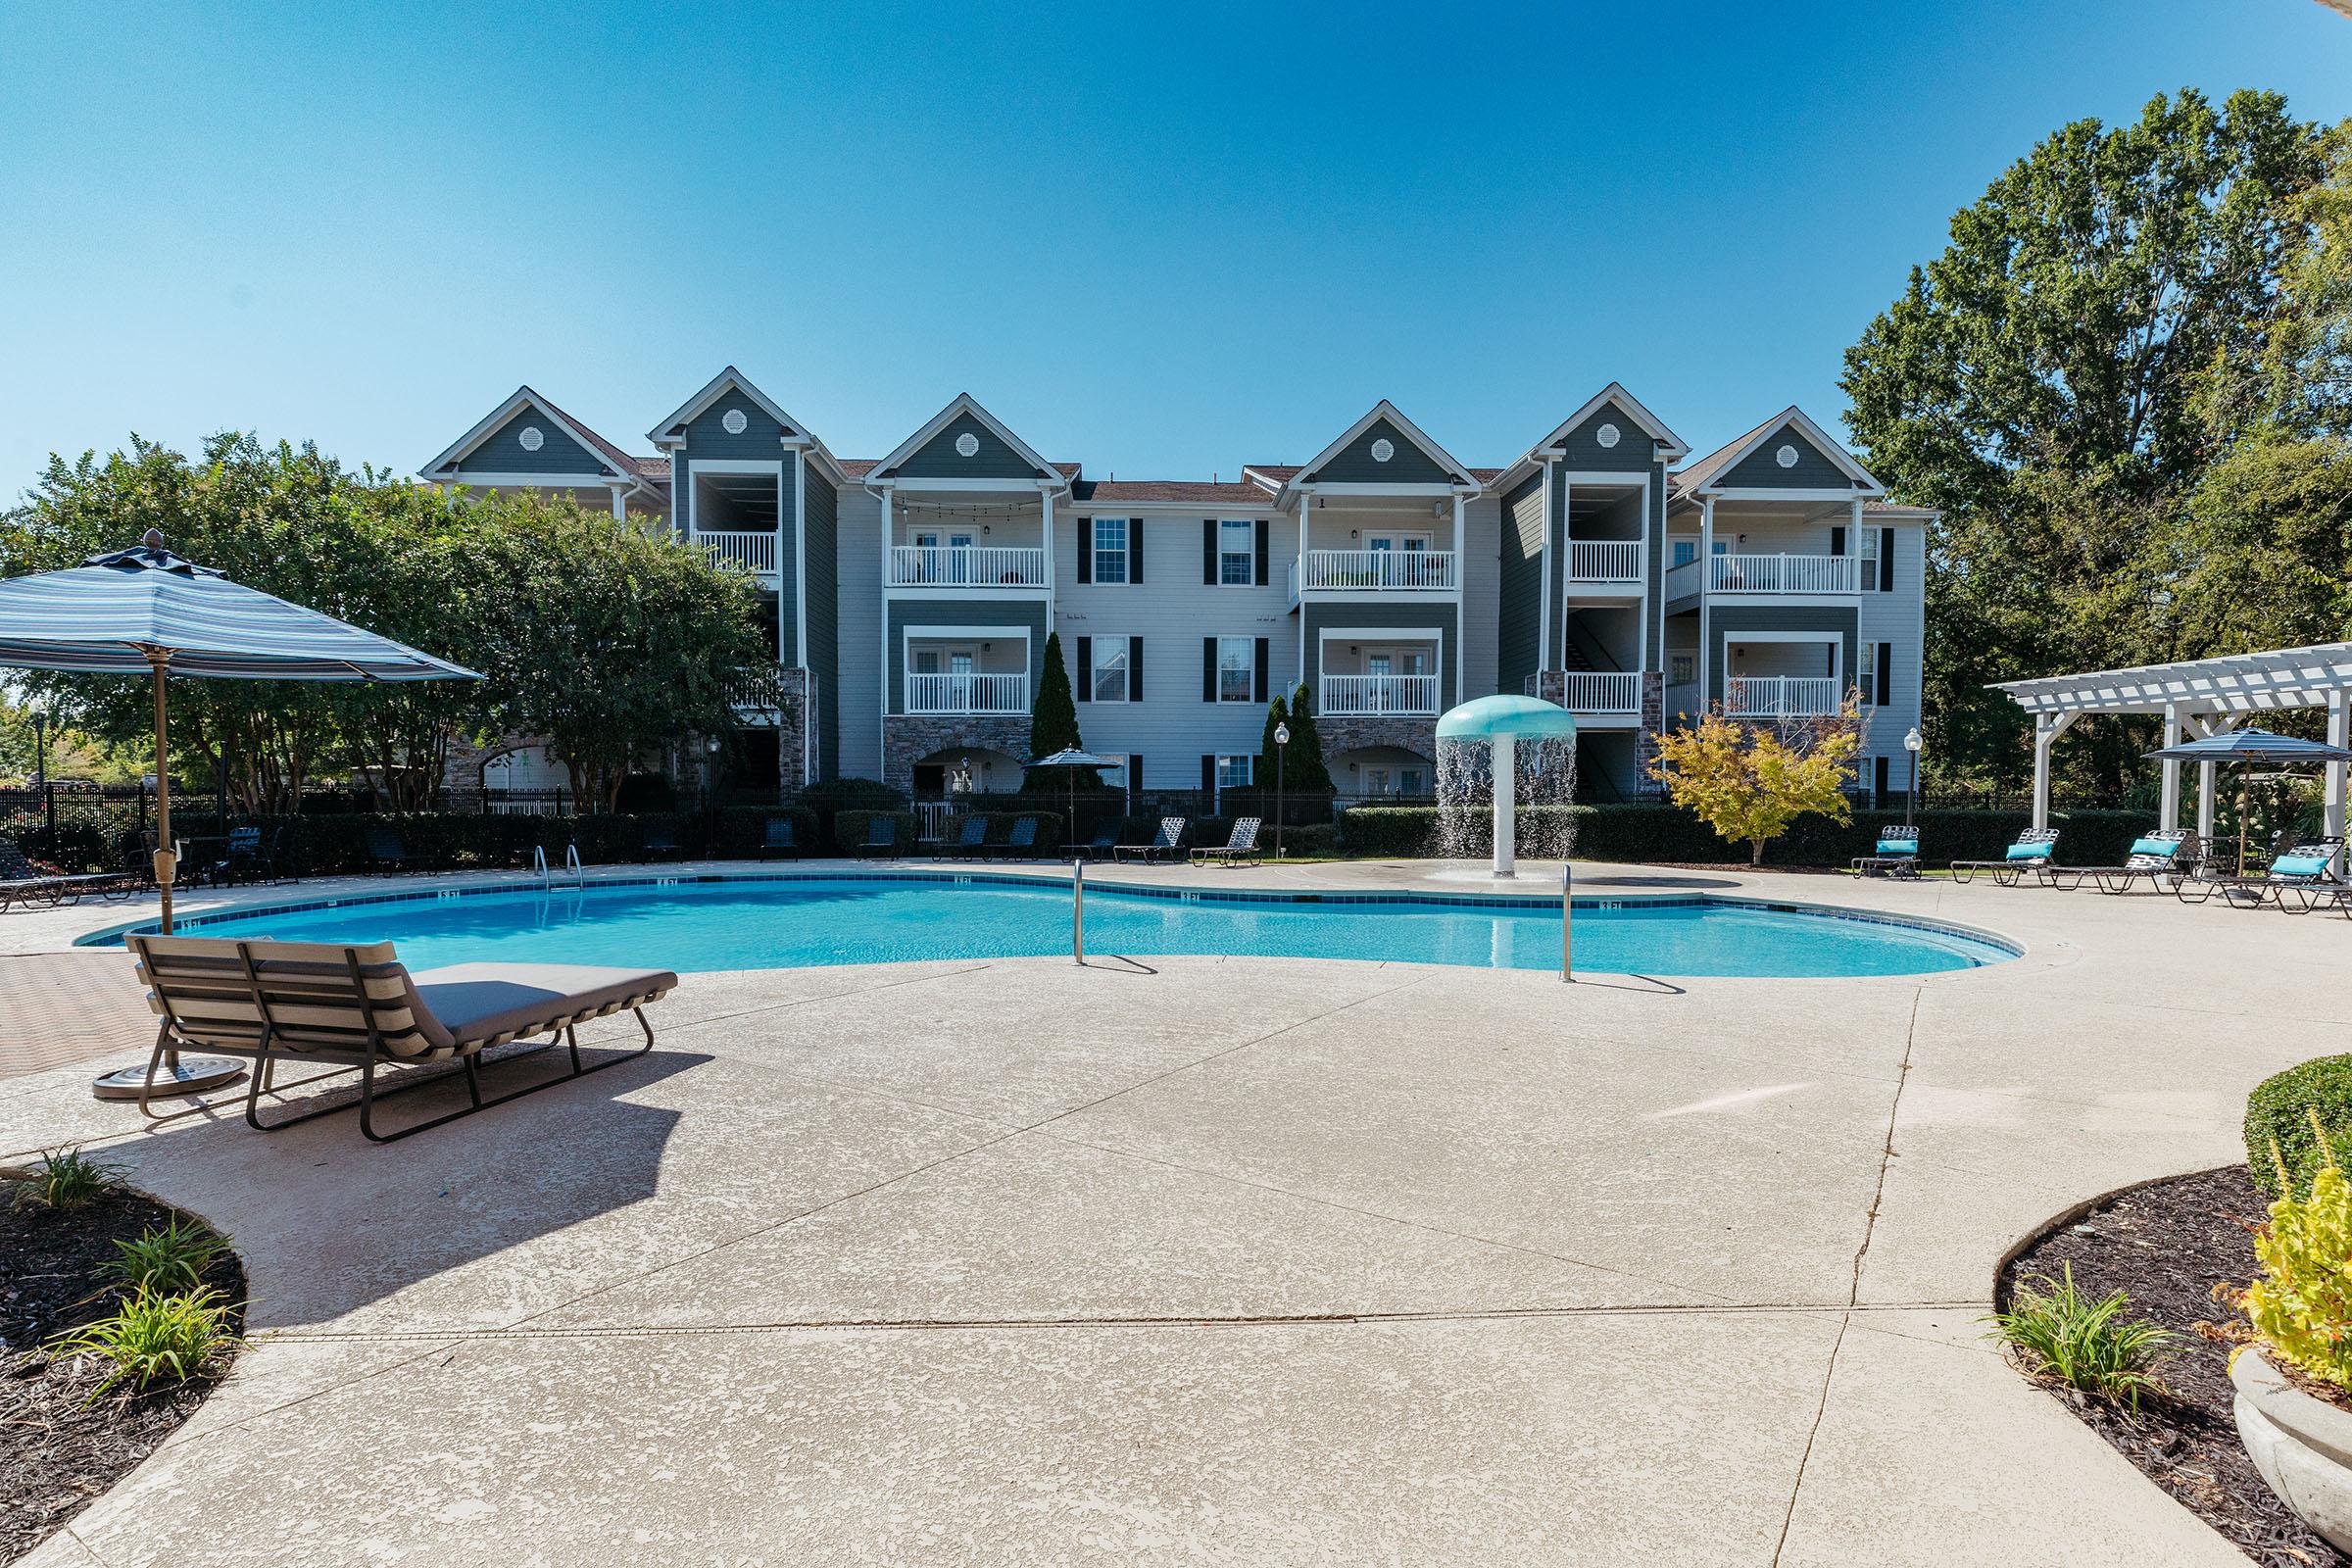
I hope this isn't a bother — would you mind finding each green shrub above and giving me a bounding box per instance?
[1338,805,1587,858]
[105,1218,229,1294]
[1986,1265,2175,1409]
[2247,1055,2352,1200]
[50,1287,239,1399]
[16,1146,121,1209]
[2238,1110,2352,1391]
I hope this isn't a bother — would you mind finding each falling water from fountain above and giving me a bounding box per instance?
[1433,695,1581,880]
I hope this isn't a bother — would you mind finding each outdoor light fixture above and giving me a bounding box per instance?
[1274,721,1291,860]
[1903,727,1924,826]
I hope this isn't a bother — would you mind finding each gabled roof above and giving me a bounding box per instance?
[1672,406,1884,497]
[419,386,644,482]
[867,393,1067,487]
[647,366,809,446]
[1492,383,1690,490]
[1281,401,1482,501]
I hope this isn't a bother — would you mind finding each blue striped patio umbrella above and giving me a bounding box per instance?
[2144,726,2352,875]
[0,530,479,1098]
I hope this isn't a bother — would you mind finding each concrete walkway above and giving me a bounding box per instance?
[4,858,2319,1566]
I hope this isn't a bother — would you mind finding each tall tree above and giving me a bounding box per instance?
[1260,682,1334,795]
[1028,632,1082,761]
[1841,89,2338,796]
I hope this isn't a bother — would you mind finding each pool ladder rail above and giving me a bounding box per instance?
[530,842,586,892]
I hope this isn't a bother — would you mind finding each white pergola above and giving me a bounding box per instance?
[1992,642,2352,841]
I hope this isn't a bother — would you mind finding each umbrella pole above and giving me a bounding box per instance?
[151,651,176,935]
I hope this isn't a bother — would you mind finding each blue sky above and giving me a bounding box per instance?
[4,0,2350,497]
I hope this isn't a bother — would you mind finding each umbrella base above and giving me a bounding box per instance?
[90,1057,245,1101]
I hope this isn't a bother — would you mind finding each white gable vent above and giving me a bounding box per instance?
[1775,444,1799,468]
[956,432,981,458]
[721,408,749,435]
[1595,422,1620,449]
[517,425,544,453]
[1370,438,1395,463]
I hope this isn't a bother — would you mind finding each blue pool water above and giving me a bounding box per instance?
[110,875,2016,978]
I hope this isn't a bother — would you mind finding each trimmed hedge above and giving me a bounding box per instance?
[1335,805,2158,867]
[2247,1055,2352,1200]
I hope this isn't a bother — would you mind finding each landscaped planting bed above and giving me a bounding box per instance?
[1,1169,245,1562]
[2001,1165,2347,1567]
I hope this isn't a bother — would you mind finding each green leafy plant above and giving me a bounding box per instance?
[2246,1054,2352,1200]
[16,1146,122,1209]
[2236,1110,2352,1392]
[105,1218,228,1294]
[50,1288,238,1399]
[1987,1265,2176,1409]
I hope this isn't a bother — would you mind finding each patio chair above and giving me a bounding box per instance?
[1074,821,1121,861]
[2083,832,2198,895]
[1950,827,2061,887]
[641,822,683,860]
[942,815,989,858]
[856,816,899,858]
[759,816,802,859]
[365,825,413,874]
[996,816,1042,859]
[1849,829,1921,879]
[1115,817,1187,863]
[0,836,127,907]
[125,933,674,1143]
[1192,816,1263,867]
[207,825,273,887]
[2180,837,2347,908]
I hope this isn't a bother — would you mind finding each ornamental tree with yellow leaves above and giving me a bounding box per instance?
[1646,700,1864,866]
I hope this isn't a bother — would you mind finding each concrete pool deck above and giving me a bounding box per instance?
[1,856,2324,1565]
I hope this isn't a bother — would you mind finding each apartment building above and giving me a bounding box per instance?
[420,371,1931,807]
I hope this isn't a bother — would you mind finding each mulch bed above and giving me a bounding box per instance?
[2002,1164,2346,1568]
[0,1183,245,1564]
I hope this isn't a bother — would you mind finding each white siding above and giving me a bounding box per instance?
[1856,521,1926,781]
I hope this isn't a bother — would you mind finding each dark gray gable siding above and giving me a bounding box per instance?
[1496,474,1544,695]
[1301,601,1459,696]
[1304,417,1454,485]
[1704,606,1858,703]
[885,600,1050,714]
[895,413,1046,480]
[1717,423,1856,490]
[1553,402,1655,472]
[802,463,840,779]
[456,409,613,476]
[680,394,790,459]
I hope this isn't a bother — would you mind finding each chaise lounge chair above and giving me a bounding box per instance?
[1950,827,2061,887]
[2083,832,2198,895]
[1074,821,1121,860]
[1850,829,1921,879]
[641,822,683,860]
[943,816,989,858]
[857,816,899,858]
[760,816,802,859]
[366,825,413,874]
[1191,816,1262,867]
[0,837,129,909]
[125,933,674,1143]
[2178,837,2347,908]
[1116,817,1187,863]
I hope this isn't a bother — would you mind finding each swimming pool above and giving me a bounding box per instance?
[95,873,2017,978]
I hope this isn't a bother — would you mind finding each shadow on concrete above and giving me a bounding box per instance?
[99,1039,709,1331]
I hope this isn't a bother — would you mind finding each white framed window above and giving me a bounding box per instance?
[1216,755,1253,790]
[1859,527,1880,590]
[1216,636,1253,703]
[1670,654,1695,685]
[1857,642,1878,706]
[1399,765,1427,796]
[1093,516,1129,584]
[1093,638,1129,703]
[1219,519,1253,585]
[1672,539,1696,567]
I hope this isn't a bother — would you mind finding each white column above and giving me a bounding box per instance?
[2158,702,2182,833]
[790,449,807,667]
[1041,484,1055,642]
[2330,691,2349,873]
[1697,497,1715,710]
[879,486,894,717]
[609,484,628,521]
[1538,460,1554,673]
[1451,493,1466,706]
[2031,711,2078,830]
[1847,499,1863,589]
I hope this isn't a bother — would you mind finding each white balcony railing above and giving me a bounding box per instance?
[1564,539,1642,583]
[1320,673,1441,715]
[1725,676,1842,717]
[888,545,1049,588]
[1708,554,1858,594]
[1558,671,1642,713]
[698,530,778,577]
[1663,682,1705,722]
[904,671,1028,714]
[1664,558,1702,601]
[1298,549,1456,592]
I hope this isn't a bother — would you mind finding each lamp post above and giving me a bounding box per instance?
[1903,726,1923,828]
[1274,720,1290,860]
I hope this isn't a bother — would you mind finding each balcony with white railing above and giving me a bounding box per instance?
[697,530,779,580]
[1296,548,1457,594]
[1664,551,1860,600]
[1724,675,1843,717]
[1557,671,1642,715]
[1563,539,1643,585]
[1320,673,1442,716]
[904,671,1030,715]
[887,545,1050,589]
[1663,682,1705,722]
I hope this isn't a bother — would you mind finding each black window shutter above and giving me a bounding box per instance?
[1201,637,1216,702]
[1128,754,1144,812]
[1202,519,1216,584]
[1875,756,1889,801]
[1127,637,1143,702]
[1254,520,1270,586]
[1200,754,1215,795]
[1830,525,1846,557]
[1076,519,1092,583]
[1129,518,1143,584]
[1075,636,1092,702]
[1879,529,1894,592]
[1253,637,1269,703]
[1876,642,1891,708]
